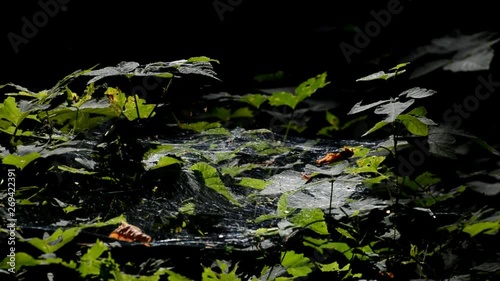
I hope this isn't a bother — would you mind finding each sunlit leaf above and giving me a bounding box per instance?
[268,91,299,109]
[317,261,350,272]
[281,251,313,278]
[180,121,221,133]
[191,162,241,206]
[361,121,389,136]
[290,208,329,235]
[238,177,270,190]
[165,269,192,281]
[396,114,429,136]
[325,111,340,128]
[150,156,183,170]
[346,156,386,174]
[462,220,500,237]
[63,205,81,214]
[78,240,108,277]
[240,94,268,109]
[2,152,41,170]
[295,72,329,102]
[356,70,406,81]
[399,87,436,99]
[123,95,156,120]
[0,252,66,272]
[187,56,220,64]
[202,260,241,281]
[348,100,388,115]
[210,107,232,121]
[389,62,411,71]
[27,227,81,254]
[336,227,356,240]
[202,127,231,136]
[221,164,258,177]
[231,107,254,119]
[374,99,415,122]
[0,97,31,129]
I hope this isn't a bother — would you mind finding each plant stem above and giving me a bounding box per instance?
[328,179,334,217]
[283,120,291,142]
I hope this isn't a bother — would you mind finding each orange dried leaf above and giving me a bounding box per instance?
[316,146,354,165]
[109,222,152,245]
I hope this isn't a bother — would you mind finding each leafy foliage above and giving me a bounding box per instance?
[2,57,500,281]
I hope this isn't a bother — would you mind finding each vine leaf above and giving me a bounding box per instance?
[84,58,219,84]
[356,70,406,81]
[348,99,388,115]
[399,87,436,99]
[374,99,415,123]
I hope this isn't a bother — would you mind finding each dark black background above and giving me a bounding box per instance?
[2,0,499,89]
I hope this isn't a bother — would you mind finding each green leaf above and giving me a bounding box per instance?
[346,156,386,174]
[83,215,126,228]
[389,62,411,71]
[268,91,299,109]
[336,227,356,240]
[277,191,294,218]
[294,72,329,103]
[201,260,241,281]
[396,114,429,136]
[187,56,220,64]
[210,107,232,121]
[462,220,500,237]
[27,227,81,254]
[356,70,406,81]
[191,162,241,206]
[180,121,221,133]
[361,121,389,136]
[179,202,195,215]
[240,94,268,109]
[166,269,193,281]
[63,205,81,214]
[324,242,354,260]
[221,163,258,177]
[231,107,254,119]
[407,106,427,116]
[238,177,270,190]
[2,152,41,170]
[317,126,337,136]
[203,127,231,136]
[316,261,348,272]
[290,208,329,235]
[149,156,183,170]
[78,240,108,277]
[281,251,313,278]
[362,175,389,185]
[0,252,66,272]
[0,97,30,127]
[325,111,340,128]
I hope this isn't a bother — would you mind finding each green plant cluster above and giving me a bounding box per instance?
[1,59,500,280]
